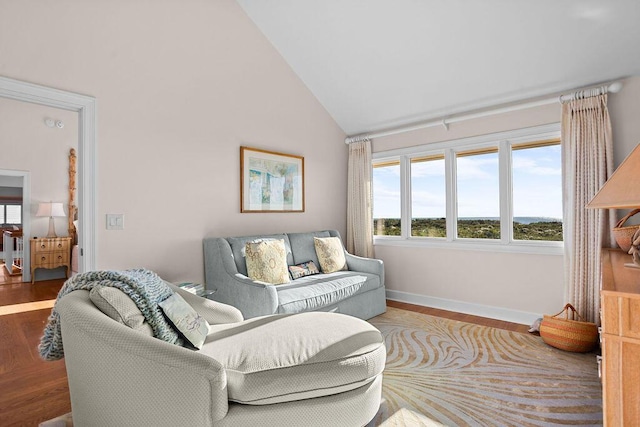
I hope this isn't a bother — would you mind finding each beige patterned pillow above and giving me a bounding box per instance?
[245,239,291,285]
[314,237,347,273]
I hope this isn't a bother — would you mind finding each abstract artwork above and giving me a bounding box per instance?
[240,146,304,212]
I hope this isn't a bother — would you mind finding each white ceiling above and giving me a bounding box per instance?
[236,0,640,136]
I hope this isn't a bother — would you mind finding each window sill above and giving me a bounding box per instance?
[373,236,563,255]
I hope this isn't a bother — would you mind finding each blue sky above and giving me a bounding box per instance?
[373,145,562,220]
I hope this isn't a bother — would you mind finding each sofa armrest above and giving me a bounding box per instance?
[167,282,244,324]
[204,238,279,319]
[58,290,229,425]
[345,253,385,287]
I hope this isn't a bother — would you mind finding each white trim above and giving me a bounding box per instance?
[374,236,563,255]
[0,76,97,274]
[372,123,561,159]
[386,289,541,326]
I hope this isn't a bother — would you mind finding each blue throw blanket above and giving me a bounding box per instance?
[39,269,182,361]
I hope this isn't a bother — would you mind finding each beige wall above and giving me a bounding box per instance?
[0,0,347,283]
[374,76,640,323]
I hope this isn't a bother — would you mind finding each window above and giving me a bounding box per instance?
[373,160,400,236]
[456,148,499,239]
[0,204,22,225]
[370,124,563,253]
[511,140,562,241]
[411,155,446,237]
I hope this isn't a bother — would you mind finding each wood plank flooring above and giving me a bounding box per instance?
[0,280,530,426]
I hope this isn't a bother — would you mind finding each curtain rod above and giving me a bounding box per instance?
[344,81,623,144]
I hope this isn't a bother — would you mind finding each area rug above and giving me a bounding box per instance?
[369,307,602,426]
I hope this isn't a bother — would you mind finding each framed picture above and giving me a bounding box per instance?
[240,146,305,213]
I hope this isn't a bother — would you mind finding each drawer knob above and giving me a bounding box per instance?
[41,244,46,249]
[58,256,62,260]
[41,256,46,261]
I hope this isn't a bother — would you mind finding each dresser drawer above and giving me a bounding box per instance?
[34,252,69,267]
[33,239,70,253]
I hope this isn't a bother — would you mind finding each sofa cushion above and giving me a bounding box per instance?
[158,293,210,349]
[227,234,293,276]
[245,239,291,285]
[288,260,320,280]
[198,312,386,405]
[287,230,331,266]
[314,236,347,273]
[276,272,380,314]
[89,286,154,336]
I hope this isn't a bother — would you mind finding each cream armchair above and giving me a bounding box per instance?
[57,283,385,426]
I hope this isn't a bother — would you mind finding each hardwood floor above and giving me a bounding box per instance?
[0,282,530,426]
[0,278,69,427]
[387,300,531,334]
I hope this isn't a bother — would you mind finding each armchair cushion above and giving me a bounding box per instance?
[159,293,210,349]
[199,312,385,405]
[89,286,153,336]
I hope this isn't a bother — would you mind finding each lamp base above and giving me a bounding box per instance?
[46,217,58,238]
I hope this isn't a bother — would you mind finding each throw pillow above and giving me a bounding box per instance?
[245,239,291,285]
[89,286,154,336]
[288,260,320,280]
[158,293,210,350]
[313,237,347,274]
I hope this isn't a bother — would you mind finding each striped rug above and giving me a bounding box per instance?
[369,307,602,426]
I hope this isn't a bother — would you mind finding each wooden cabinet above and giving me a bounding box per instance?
[30,237,71,283]
[600,248,640,426]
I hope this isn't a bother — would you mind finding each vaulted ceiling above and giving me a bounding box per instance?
[236,0,640,135]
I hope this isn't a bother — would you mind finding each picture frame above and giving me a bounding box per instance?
[240,146,305,213]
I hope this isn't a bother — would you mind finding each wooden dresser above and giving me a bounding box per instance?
[30,237,72,283]
[600,248,640,426]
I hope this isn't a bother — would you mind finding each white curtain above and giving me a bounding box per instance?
[346,139,374,257]
[562,93,615,323]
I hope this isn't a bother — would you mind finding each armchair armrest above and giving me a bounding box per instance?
[167,282,244,324]
[345,253,385,287]
[204,238,279,319]
[58,290,229,425]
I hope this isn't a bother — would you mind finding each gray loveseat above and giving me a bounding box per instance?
[203,230,386,320]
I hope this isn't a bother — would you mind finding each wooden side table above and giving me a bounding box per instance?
[600,248,640,425]
[30,237,72,283]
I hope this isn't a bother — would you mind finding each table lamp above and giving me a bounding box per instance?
[587,143,640,267]
[36,202,66,238]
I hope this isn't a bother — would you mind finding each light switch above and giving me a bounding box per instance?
[106,214,124,230]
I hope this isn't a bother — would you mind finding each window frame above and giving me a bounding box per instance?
[0,201,23,226]
[372,123,563,255]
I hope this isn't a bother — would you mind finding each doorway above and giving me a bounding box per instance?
[0,76,96,275]
[0,171,29,284]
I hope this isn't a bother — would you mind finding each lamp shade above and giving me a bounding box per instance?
[36,202,66,218]
[587,143,640,209]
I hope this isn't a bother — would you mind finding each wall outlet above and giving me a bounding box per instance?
[106,214,124,230]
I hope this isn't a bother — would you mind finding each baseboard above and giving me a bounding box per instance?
[386,289,540,326]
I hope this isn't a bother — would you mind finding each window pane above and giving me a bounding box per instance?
[373,161,401,236]
[456,149,500,239]
[411,156,445,237]
[512,142,563,241]
[6,205,21,224]
[0,205,4,224]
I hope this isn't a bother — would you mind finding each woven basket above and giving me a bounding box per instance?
[613,209,640,252]
[539,303,598,353]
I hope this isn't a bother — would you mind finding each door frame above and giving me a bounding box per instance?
[0,76,97,275]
